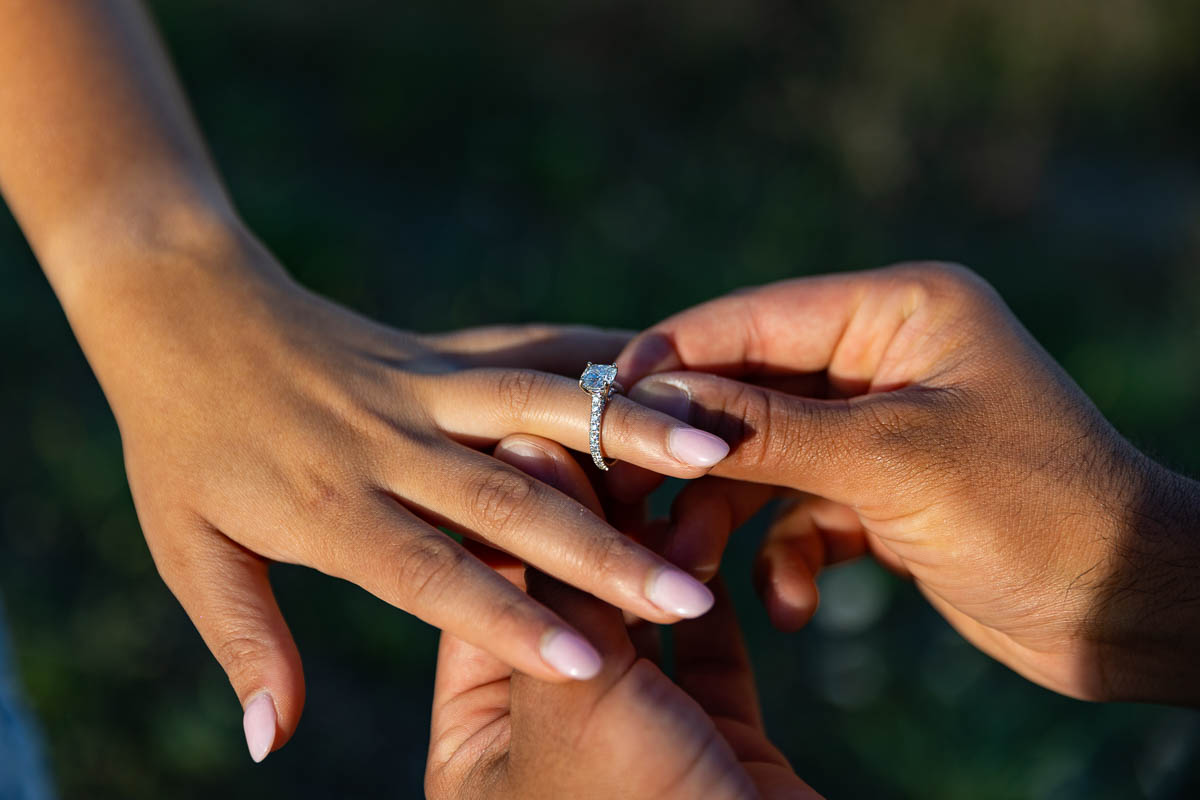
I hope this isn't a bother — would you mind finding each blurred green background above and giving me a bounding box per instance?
[3,0,1200,797]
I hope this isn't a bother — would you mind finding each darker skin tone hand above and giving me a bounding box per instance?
[614,262,1200,706]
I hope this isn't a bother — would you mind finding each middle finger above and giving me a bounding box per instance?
[397,439,716,624]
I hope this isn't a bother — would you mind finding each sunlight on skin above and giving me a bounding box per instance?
[613,263,1200,707]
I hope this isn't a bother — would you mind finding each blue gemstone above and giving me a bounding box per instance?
[581,363,617,391]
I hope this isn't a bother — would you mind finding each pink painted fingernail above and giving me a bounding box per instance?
[668,428,730,468]
[647,567,715,618]
[243,692,277,763]
[541,630,603,680]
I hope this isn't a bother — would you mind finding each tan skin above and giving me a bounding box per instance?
[0,0,731,760]
[427,434,820,800]
[614,263,1200,706]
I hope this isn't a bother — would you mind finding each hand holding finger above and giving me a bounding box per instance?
[391,439,716,625]
[421,367,731,476]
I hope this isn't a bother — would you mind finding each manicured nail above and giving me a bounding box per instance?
[541,629,603,680]
[668,428,729,468]
[647,567,715,618]
[243,692,277,763]
[630,380,692,422]
[632,381,730,467]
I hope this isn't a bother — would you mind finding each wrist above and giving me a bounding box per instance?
[1083,455,1200,704]
[44,199,300,414]
[41,189,287,317]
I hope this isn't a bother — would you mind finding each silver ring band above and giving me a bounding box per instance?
[580,363,623,471]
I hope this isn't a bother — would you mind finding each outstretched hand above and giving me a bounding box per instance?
[80,233,727,760]
[427,434,818,800]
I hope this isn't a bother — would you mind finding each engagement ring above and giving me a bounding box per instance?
[579,362,623,471]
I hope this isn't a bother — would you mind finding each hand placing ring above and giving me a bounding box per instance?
[579,362,624,470]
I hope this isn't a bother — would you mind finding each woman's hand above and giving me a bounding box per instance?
[0,0,731,763]
[66,227,727,760]
[615,263,1200,706]
[426,435,818,800]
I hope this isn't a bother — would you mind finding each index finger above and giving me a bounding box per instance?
[616,264,950,391]
[424,324,634,375]
[615,275,867,385]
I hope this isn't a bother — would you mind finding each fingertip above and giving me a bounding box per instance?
[646,566,715,618]
[756,556,819,632]
[493,435,561,483]
[615,330,679,385]
[493,433,603,515]
[663,521,720,582]
[753,546,820,633]
[667,428,730,469]
[627,379,729,470]
[540,628,604,681]
[765,584,818,632]
[242,691,277,763]
[628,378,692,423]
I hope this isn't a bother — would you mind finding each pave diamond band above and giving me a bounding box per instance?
[580,362,622,471]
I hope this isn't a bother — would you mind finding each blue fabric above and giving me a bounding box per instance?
[0,600,53,800]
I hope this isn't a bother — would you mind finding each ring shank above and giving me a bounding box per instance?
[588,389,614,470]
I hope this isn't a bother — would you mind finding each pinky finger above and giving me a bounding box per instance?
[148,519,304,763]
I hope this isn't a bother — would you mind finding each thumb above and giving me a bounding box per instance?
[149,521,304,763]
[630,372,907,504]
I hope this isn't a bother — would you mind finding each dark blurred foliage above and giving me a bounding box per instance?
[2,0,1200,797]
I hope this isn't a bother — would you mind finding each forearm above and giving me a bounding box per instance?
[0,0,252,308]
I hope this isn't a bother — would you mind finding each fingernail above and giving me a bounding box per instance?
[631,382,730,467]
[498,439,558,484]
[668,428,729,468]
[541,629,603,680]
[621,333,677,381]
[646,567,715,618]
[630,380,692,422]
[243,692,277,763]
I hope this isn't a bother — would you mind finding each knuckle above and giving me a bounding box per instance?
[494,369,543,421]
[212,631,273,679]
[896,260,976,288]
[292,465,355,525]
[892,261,998,308]
[396,534,468,606]
[584,529,640,585]
[468,467,538,536]
[696,380,766,455]
[598,397,641,448]
[722,384,794,471]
